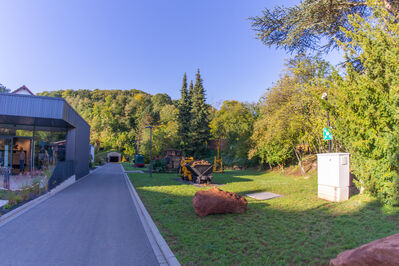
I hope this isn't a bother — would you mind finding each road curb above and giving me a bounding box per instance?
[0,165,103,228]
[121,164,180,266]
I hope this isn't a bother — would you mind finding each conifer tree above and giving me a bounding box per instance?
[177,73,191,154]
[188,69,210,157]
[188,80,194,106]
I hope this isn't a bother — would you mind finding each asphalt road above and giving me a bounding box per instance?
[0,163,159,266]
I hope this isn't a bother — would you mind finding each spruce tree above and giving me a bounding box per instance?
[188,69,210,157]
[188,80,194,106]
[177,73,191,154]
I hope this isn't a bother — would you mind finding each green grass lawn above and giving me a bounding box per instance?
[122,162,149,171]
[125,168,399,265]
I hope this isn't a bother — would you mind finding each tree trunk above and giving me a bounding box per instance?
[294,148,305,176]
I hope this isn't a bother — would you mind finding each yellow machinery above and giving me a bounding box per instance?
[213,137,224,173]
[179,157,194,181]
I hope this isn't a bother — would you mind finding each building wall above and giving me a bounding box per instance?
[75,123,90,178]
[65,112,90,179]
[0,92,90,180]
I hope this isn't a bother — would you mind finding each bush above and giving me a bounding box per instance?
[331,2,399,205]
[153,159,166,173]
[20,188,30,201]
[7,193,17,205]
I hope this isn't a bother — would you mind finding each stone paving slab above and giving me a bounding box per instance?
[246,192,283,200]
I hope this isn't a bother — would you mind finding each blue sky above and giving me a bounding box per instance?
[0,0,342,106]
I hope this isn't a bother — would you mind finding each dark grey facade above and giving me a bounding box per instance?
[0,92,90,179]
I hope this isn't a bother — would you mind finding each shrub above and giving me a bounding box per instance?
[331,1,399,205]
[153,159,166,173]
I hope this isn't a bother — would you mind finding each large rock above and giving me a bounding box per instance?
[192,187,248,217]
[330,233,399,266]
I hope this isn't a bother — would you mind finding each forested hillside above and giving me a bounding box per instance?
[38,70,259,167]
[37,70,258,166]
[39,89,173,155]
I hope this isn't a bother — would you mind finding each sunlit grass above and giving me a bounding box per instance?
[125,168,399,265]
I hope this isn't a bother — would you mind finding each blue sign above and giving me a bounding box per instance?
[323,128,333,140]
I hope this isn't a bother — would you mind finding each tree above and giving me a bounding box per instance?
[210,101,256,166]
[151,93,172,113]
[188,69,210,157]
[141,104,179,160]
[188,80,194,105]
[249,55,332,169]
[0,83,10,93]
[177,73,191,154]
[37,89,178,156]
[330,0,399,205]
[250,0,399,53]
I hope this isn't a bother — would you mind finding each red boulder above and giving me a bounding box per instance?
[192,187,248,217]
[330,233,399,266]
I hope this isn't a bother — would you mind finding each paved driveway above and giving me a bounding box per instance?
[0,163,159,266]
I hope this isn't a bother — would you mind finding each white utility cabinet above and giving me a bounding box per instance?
[317,153,350,202]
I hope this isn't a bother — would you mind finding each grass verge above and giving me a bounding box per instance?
[122,162,149,172]
[127,169,399,265]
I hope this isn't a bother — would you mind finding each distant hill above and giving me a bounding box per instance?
[38,89,178,156]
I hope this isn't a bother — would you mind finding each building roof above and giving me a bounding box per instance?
[107,152,121,157]
[12,85,35,95]
[0,92,89,131]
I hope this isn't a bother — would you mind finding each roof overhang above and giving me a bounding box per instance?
[0,93,89,131]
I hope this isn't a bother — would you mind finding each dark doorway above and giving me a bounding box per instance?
[110,156,119,162]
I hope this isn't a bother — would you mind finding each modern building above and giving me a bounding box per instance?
[0,92,90,190]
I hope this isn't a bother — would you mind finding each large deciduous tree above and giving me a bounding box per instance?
[249,55,332,168]
[210,101,256,166]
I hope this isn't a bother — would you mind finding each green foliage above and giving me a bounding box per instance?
[188,69,210,157]
[0,83,10,93]
[38,89,177,159]
[177,73,191,155]
[152,159,166,173]
[331,0,399,205]
[210,100,256,166]
[250,0,399,53]
[250,55,332,167]
[141,104,179,160]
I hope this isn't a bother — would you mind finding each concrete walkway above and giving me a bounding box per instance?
[0,163,159,266]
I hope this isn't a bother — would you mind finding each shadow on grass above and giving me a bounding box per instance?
[128,171,399,265]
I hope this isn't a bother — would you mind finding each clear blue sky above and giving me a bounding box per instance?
[0,0,342,106]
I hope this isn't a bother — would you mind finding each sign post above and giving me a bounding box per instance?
[323,127,332,152]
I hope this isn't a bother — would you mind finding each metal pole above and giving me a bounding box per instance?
[327,111,331,153]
